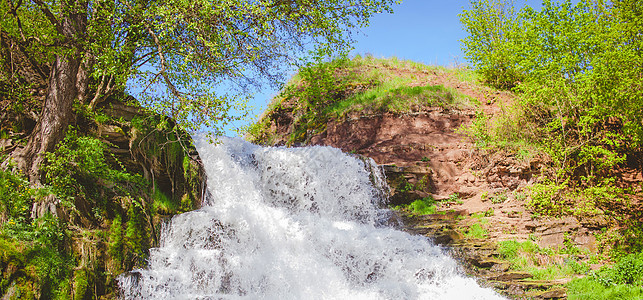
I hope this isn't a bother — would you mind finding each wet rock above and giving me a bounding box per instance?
[382,164,404,173]
[490,262,511,272]
[517,279,567,290]
[468,256,504,269]
[403,165,432,174]
[389,190,431,206]
[491,279,565,298]
[527,287,567,299]
[416,209,468,221]
[433,229,464,245]
[488,271,533,281]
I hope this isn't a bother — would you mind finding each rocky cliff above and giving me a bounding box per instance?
[248,56,643,299]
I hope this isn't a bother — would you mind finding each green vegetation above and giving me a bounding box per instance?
[2,0,400,297]
[567,278,643,300]
[461,0,642,189]
[1,0,399,185]
[461,212,491,239]
[448,193,462,204]
[461,0,643,253]
[496,239,587,280]
[0,104,203,297]
[0,133,144,297]
[247,55,478,145]
[496,239,643,298]
[43,129,147,218]
[130,114,201,214]
[393,197,438,215]
[395,174,429,193]
[568,253,643,299]
[465,223,488,239]
[489,192,508,204]
[1,169,74,298]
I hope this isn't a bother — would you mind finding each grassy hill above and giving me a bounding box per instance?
[247,55,483,146]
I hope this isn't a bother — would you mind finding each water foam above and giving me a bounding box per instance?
[118,137,503,299]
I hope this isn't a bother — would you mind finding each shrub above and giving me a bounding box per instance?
[527,180,568,216]
[407,197,437,215]
[0,168,34,233]
[567,253,643,299]
[460,2,643,248]
[612,253,643,285]
[42,128,146,221]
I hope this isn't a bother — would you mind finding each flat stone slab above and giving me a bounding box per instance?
[527,287,567,299]
[488,271,533,281]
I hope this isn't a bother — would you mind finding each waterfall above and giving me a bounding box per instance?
[118,137,503,299]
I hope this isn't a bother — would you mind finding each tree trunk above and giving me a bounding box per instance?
[12,54,80,183]
[10,1,88,183]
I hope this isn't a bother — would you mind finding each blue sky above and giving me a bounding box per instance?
[350,1,470,67]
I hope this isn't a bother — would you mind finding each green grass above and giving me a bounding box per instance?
[324,83,466,117]
[152,187,178,214]
[446,65,482,84]
[407,198,438,215]
[319,56,473,118]
[392,197,437,215]
[465,223,488,239]
[497,239,592,280]
[568,277,643,300]
[528,264,578,280]
[566,253,643,299]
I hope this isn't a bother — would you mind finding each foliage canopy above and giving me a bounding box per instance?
[1,0,398,135]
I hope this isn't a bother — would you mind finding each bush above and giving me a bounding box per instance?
[612,253,643,285]
[527,180,568,216]
[567,253,643,299]
[42,128,146,223]
[460,0,643,227]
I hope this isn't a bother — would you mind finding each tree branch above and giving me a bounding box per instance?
[88,74,107,109]
[31,0,65,36]
[6,0,27,42]
[122,0,182,101]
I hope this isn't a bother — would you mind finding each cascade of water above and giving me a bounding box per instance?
[118,137,503,299]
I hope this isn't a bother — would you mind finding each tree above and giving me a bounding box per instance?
[1,0,398,182]
[460,0,643,184]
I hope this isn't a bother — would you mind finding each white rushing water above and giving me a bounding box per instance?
[118,137,503,299]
